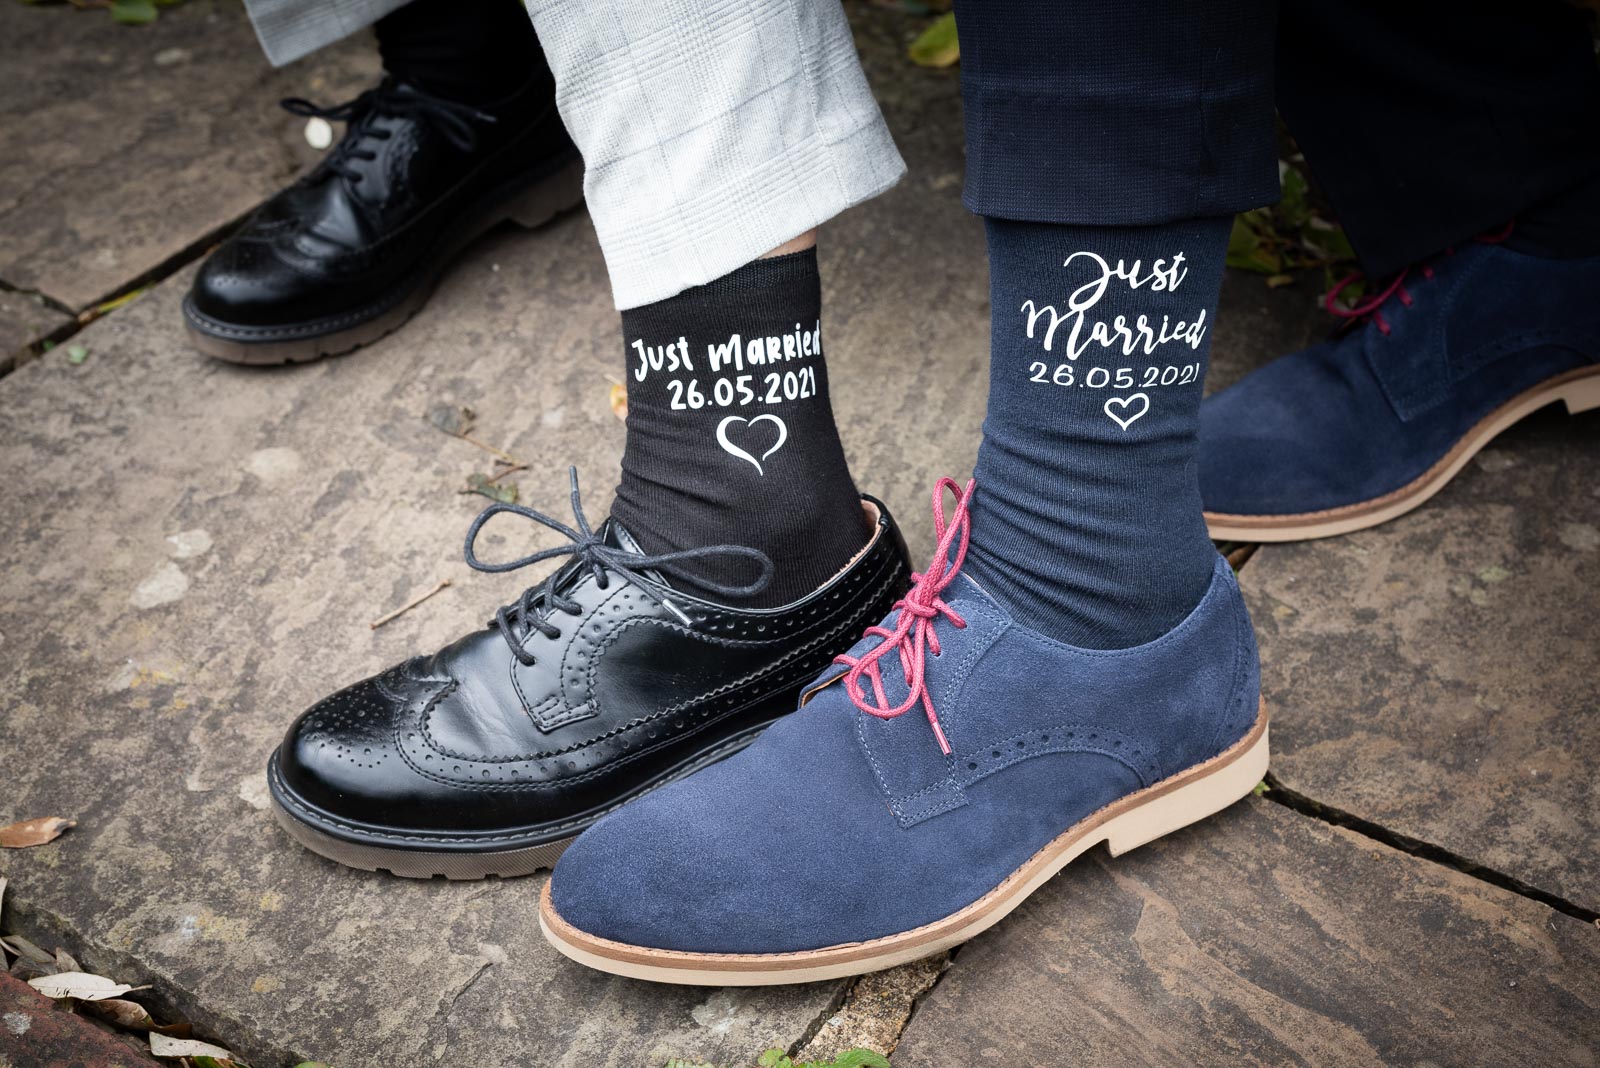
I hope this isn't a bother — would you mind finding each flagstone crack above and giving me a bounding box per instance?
[1260,773,1600,924]
[446,960,495,1014]
[790,952,951,1061]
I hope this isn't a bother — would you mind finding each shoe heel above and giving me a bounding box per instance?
[1560,370,1600,415]
[504,157,585,230]
[1103,722,1270,857]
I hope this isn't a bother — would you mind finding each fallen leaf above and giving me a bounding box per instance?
[149,1034,235,1059]
[608,382,628,421]
[53,947,81,974]
[28,971,145,1001]
[463,472,518,504]
[0,816,75,848]
[66,345,89,365]
[908,12,958,67]
[84,998,157,1031]
[110,0,158,23]
[0,875,6,918]
[426,403,476,437]
[2,934,55,967]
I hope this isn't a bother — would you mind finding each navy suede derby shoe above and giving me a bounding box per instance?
[540,479,1268,984]
[1200,236,1600,541]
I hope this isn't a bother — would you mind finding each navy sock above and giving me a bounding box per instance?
[965,216,1231,649]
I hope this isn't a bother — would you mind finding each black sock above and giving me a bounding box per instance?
[375,0,545,106]
[612,249,868,608]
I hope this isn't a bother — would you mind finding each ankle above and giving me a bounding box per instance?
[613,247,865,608]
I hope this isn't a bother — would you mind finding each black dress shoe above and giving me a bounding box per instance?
[267,473,912,878]
[183,75,581,364]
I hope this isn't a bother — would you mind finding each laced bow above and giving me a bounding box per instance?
[834,477,976,755]
[464,468,774,666]
[280,81,496,184]
[1325,221,1515,336]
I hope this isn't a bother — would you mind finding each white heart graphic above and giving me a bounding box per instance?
[716,413,788,475]
[1103,392,1151,431]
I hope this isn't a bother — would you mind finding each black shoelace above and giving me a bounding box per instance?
[280,80,496,185]
[463,469,775,666]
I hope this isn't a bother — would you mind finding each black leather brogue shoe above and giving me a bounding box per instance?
[268,472,911,878]
[184,73,581,364]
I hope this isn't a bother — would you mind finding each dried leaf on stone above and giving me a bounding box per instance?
[28,970,145,1001]
[0,875,6,918]
[427,404,476,437]
[84,997,159,1031]
[608,381,628,420]
[2,934,55,967]
[148,1034,236,1059]
[0,816,75,848]
[908,12,958,67]
[53,947,81,973]
[463,472,518,504]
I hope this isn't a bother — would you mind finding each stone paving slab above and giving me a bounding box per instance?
[0,5,1453,1065]
[1246,408,1600,912]
[893,798,1600,1067]
[0,289,70,370]
[0,0,376,311]
[0,216,853,1066]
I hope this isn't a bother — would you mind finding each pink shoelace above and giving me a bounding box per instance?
[834,477,976,755]
[1325,220,1515,336]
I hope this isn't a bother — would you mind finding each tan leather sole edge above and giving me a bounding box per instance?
[539,701,1270,986]
[1204,364,1600,543]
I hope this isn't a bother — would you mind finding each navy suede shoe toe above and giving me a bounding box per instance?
[1201,240,1600,541]
[540,480,1269,984]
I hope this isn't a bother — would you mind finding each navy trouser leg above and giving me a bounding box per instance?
[950,0,1281,225]
[1276,0,1600,275]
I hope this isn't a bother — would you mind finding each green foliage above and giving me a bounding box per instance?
[757,1048,893,1068]
[907,12,958,68]
[14,0,184,25]
[66,344,89,365]
[1227,160,1359,295]
[110,0,157,24]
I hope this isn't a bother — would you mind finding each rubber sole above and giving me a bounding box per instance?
[539,701,1271,985]
[267,719,774,880]
[1205,364,1600,542]
[185,155,585,365]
